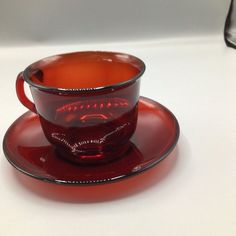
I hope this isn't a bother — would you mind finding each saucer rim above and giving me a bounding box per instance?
[3,96,180,186]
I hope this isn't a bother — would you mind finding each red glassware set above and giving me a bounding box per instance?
[3,51,179,185]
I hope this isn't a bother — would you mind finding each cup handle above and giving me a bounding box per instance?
[16,72,37,113]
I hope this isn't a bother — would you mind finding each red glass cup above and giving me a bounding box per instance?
[16,51,145,165]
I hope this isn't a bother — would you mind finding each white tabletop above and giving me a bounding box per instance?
[0,36,236,235]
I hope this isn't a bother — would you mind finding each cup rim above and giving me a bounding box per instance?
[22,51,146,93]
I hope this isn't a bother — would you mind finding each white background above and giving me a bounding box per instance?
[0,0,230,45]
[0,1,236,236]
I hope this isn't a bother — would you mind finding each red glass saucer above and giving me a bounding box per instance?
[3,97,179,185]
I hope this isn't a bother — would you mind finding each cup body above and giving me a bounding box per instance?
[16,51,145,165]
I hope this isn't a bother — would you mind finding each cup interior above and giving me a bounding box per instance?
[24,51,145,90]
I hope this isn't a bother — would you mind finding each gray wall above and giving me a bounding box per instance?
[0,0,230,45]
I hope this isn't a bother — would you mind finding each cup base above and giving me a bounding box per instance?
[55,143,131,166]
